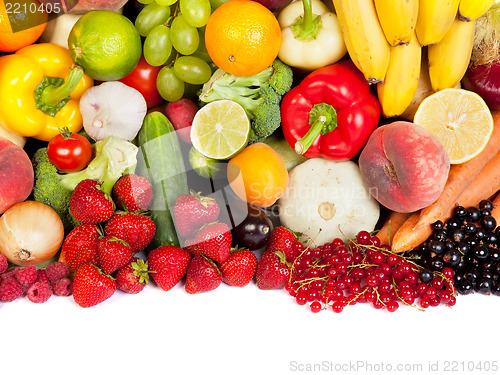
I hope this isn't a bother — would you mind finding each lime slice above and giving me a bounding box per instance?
[191,100,250,160]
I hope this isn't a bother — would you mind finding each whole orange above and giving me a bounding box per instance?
[227,143,289,208]
[205,0,282,77]
[0,0,48,52]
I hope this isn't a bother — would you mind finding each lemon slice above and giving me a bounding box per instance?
[191,100,250,160]
[413,88,494,164]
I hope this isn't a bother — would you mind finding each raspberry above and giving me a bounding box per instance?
[0,254,7,274]
[16,265,38,286]
[35,269,51,286]
[45,262,69,282]
[26,282,52,303]
[0,277,24,302]
[52,278,73,297]
[1,267,19,281]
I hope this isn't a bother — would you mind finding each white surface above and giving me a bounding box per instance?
[1,280,499,375]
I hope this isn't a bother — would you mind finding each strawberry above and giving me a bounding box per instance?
[183,237,201,258]
[147,245,191,291]
[185,255,222,294]
[266,226,298,262]
[97,235,133,275]
[72,264,116,308]
[69,179,115,224]
[255,251,290,290]
[115,257,149,294]
[104,211,156,253]
[219,249,257,287]
[173,190,221,238]
[59,224,100,273]
[112,174,153,212]
[193,222,232,262]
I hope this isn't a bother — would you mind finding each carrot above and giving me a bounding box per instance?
[390,212,433,253]
[376,211,412,246]
[415,111,500,228]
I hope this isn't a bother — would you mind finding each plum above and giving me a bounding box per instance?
[165,98,199,144]
[253,0,293,12]
[358,121,450,213]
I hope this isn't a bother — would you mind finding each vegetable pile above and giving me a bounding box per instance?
[1,0,500,312]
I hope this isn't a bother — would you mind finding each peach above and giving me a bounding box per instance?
[0,137,34,214]
[358,121,450,213]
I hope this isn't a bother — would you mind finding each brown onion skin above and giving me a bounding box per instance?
[462,62,500,111]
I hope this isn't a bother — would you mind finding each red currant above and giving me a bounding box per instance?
[331,301,344,313]
[310,301,322,313]
[296,292,308,305]
[356,230,371,245]
[386,300,399,312]
[419,296,431,309]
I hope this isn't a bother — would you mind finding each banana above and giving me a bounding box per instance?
[428,16,476,92]
[377,33,422,118]
[458,0,496,21]
[415,0,460,46]
[374,0,419,46]
[332,0,390,84]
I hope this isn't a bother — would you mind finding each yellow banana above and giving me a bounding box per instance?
[377,33,422,118]
[332,0,390,84]
[458,0,496,21]
[428,16,476,92]
[415,0,460,46]
[374,0,419,46]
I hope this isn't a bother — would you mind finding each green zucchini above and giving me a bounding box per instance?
[136,111,189,249]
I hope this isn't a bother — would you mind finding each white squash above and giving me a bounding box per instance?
[278,158,380,247]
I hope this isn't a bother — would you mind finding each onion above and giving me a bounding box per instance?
[462,61,500,111]
[0,201,65,266]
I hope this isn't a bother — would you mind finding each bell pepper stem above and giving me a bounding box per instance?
[290,0,321,41]
[41,66,84,107]
[295,102,337,155]
[302,0,314,33]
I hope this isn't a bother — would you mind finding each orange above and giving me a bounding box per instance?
[227,143,289,208]
[205,0,282,77]
[0,0,48,52]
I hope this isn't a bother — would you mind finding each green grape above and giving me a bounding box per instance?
[180,0,212,28]
[155,0,178,5]
[144,25,172,67]
[137,0,155,4]
[191,26,211,63]
[173,56,212,85]
[135,2,171,37]
[170,15,199,56]
[157,66,185,102]
[208,0,229,10]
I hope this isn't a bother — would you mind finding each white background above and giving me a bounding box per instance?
[1,279,499,375]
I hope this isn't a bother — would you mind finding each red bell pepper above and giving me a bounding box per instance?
[281,60,381,160]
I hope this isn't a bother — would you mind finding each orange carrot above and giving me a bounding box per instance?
[391,212,433,253]
[376,211,412,246]
[416,111,500,228]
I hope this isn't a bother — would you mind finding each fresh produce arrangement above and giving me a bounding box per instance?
[0,0,500,314]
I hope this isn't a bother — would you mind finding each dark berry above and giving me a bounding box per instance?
[457,279,473,295]
[433,230,448,242]
[419,269,433,284]
[450,229,465,243]
[432,220,444,231]
[479,200,494,211]
[475,228,487,241]
[485,232,498,244]
[491,283,500,296]
[490,249,500,262]
[467,207,482,222]
[465,269,481,285]
[443,249,461,268]
[428,240,445,255]
[464,236,479,248]
[453,205,467,218]
[473,244,489,261]
[445,218,461,230]
[463,222,477,236]
[475,278,494,294]
[429,257,444,271]
[480,208,492,218]
[481,216,497,232]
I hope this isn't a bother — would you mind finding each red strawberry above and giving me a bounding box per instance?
[219,249,257,287]
[266,226,298,262]
[193,222,232,262]
[69,179,115,224]
[104,211,156,253]
[147,245,191,291]
[59,224,100,273]
[185,255,222,294]
[72,264,117,308]
[173,191,220,238]
[112,174,153,212]
[97,235,133,275]
[115,257,149,294]
[255,251,290,290]
[183,237,201,258]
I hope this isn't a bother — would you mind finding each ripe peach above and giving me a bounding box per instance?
[358,121,450,213]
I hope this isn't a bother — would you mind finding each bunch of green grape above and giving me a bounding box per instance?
[135,0,213,102]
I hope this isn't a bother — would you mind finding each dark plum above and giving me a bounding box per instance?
[232,204,273,250]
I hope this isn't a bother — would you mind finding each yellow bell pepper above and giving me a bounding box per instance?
[0,43,93,142]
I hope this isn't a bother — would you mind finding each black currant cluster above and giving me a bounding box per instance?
[409,199,500,296]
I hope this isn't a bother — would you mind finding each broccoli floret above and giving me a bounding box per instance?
[32,148,74,231]
[198,58,293,144]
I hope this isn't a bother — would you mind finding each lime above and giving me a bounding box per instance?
[191,99,250,160]
[68,10,142,81]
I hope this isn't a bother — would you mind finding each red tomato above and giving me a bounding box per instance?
[119,55,164,109]
[47,131,93,173]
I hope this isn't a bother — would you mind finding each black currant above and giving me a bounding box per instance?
[455,242,470,255]
[433,230,448,242]
[481,216,497,232]
[453,205,467,218]
[430,257,444,272]
[479,200,494,211]
[491,283,500,296]
[464,221,477,236]
[445,217,461,230]
[419,269,433,283]
[475,228,487,241]
[428,240,445,255]
[450,229,465,243]
[457,279,473,294]
[432,220,444,231]
[475,278,494,294]
[467,207,481,222]
[473,244,489,261]
[443,249,461,268]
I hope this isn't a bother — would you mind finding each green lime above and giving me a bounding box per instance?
[68,10,142,81]
[191,99,250,160]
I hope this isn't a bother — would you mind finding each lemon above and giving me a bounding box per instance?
[413,88,494,164]
[68,10,142,81]
[191,100,250,160]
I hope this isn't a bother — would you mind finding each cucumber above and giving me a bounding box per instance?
[136,111,189,249]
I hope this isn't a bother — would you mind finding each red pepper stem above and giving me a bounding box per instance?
[295,102,337,155]
[295,115,327,155]
[41,66,84,107]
